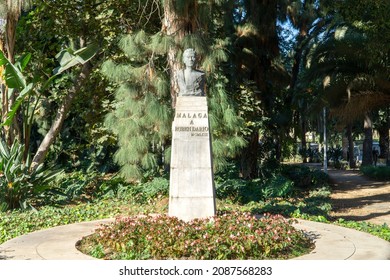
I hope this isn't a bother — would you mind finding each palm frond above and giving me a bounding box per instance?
[331,92,390,123]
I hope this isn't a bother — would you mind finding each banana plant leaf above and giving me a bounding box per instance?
[0,51,30,90]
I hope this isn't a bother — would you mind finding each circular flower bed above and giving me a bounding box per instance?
[78,212,313,260]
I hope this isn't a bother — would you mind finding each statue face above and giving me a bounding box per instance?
[183,50,196,67]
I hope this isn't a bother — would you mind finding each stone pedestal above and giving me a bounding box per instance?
[169,96,216,221]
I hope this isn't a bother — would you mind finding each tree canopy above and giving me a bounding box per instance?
[0,0,389,182]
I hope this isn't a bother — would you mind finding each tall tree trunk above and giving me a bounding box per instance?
[378,114,389,160]
[346,124,356,168]
[1,3,23,145]
[0,39,8,141]
[30,62,93,171]
[162,0,198,109]
[275,137,282,162]
[238,0,279,178]
[379,107,390,165]
[301,115,307,163]
[342,130,348,160]
[163,1,181,109]
[240,131,259,179]
[289,18,309,91]
[387,107,390,166]
[6,13,17,64]
[7,7,20,144]
[362,112,373,166]
[288,1,311,164]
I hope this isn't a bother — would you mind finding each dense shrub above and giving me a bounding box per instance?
[215,164,329,205]
[45,173,169,205]
[261,176,294,199]
[78,212,313,260]
[130,177,169,203]
[45,171,103,205]
[245,186,332,219]
[0,141,62,211]
[216,176,294,204]
[328,147,343,167]
[216,179,262,203]
[281,164,329,189]
[360,166,390,181]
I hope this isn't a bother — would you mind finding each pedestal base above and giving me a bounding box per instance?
[168,96,216,221]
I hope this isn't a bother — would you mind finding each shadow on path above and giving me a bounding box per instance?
[326,168,390,225]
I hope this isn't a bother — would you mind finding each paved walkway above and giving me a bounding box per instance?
[328,169,390,225]
[1,217,390,260]
[0,219,113,260]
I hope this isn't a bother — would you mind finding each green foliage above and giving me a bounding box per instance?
[215,163,328,205]
[45,171,103,204]
[360,166,390,181]
[94,175,131,199]
[0,200,130,244]
[0,51,35,132]
[262,176,294,199]
[0,188,169,245]
[88,243,105,259]
[335,219,390,242]
[79,212,312,260]
[244,186,332,219]
[53,43,99,75]
[281,164,329,189]
[235,81,264,137]
[216,179,260,203]
[130,177,169,203]
[328,147,343,167]
[0,140,62,211]
[216,175,294,204]
[0,43,101,176]
[104,25,245,179]
[332,0,390,61]
[44,171,169,207]
[208,73,247,172]
[98,174,169,203]
[0,51,31,90]
[12,0,161,175]
[103,30,173,180]
[258,158,282,179]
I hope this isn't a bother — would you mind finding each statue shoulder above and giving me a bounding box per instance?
[194,70,205,79]
[195,69,205,75]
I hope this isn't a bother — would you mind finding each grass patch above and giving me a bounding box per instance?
[334,219,390,242]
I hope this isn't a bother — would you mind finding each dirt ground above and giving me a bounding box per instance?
[327,168,390,226]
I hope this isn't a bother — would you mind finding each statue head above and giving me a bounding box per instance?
[183,48,196,68]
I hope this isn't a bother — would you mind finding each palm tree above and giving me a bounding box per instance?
[283,0,332,163]
[304,23,390,167]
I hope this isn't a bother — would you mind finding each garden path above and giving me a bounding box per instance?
[326,168,390,226]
